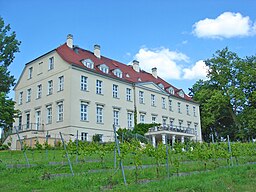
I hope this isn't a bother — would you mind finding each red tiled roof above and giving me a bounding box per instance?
[56,44,192,101]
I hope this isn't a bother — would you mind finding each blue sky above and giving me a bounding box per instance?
[1,0,256,97]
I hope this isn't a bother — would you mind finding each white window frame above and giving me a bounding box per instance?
[35,110,41,130]
[19,91,23,105]
[81,132,88,141]
[81,75,88,91]
[112,84,118,98]
[80,102,88,121]
[162,97,166,109]
[27,88,31,102]
[96,80,103,94]
[113,69,122,78]
[152,116,157,123]
[82,59,94,69]
[126,88,131,101]
[151,94,156,106]
[140,113,145,123]
[99,64,109,74]
[37,84,42,99]
[57,101,64,122]
[26,112,30,129]
[127,112,133,128]
[28,67,33,79]
[169,99,173,111]
[113,110,119,126]
[48,57,54,70]
[178,102,181,113]
[46,105,52,124]
[48,80,53,95]
[139,91,144,104]
[186,104,190,115]
[96,105,103,123]
[58,76,64,91]
[193,106,196,116]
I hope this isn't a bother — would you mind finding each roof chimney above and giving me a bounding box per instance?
[132,60,140,72]
[66,34,73,48]
[94,44,101,58]
[152,67,157,78]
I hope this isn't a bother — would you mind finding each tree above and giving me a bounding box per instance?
[189,48,256,141]
[0,17,20,135]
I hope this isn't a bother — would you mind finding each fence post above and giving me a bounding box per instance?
[15,127,30,167]
[113,124,127,185]
[227,135,233,167]
[59,132,74,176]
[45,131,49,160]
[76,130,79,164]
[165,136,170,178]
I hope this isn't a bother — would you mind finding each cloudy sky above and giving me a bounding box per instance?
[1,0,256,97]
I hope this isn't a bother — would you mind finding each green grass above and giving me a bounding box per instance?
[1,149,256,191]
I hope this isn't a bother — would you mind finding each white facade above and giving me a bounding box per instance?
[5,35,202,149]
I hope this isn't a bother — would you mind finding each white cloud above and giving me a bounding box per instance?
[134,47,189,80]
[183,60,209,80]
[193,12,256,39]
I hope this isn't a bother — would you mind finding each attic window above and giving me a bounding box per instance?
[126,74,130,78]
[169,87,174,95]
[113,69,122,78]
[158,83,164,89]
[82,59,94,69]
[138,78,141,81]
[99,64,109,74]
[178,90,185,98]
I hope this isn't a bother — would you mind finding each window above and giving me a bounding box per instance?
[169,87,174,95]
[178,90,184,98]
[112,84,118,98]
[158,83,164,89]
[169,118,174,128]
[96,105,103,123]
[152,116,157,123]
[151,94,156,106]
[96,80,103,94]
[18,92,23,105]
[139,91,144,104]
[113,110,119,126]
[49,57,54,70]
[99,64,109,74]
[186,105,190,115]
[194,123,198,136]
[193,106,196,116]
[126,88,131,101]
[82,59,94,69]
[58,76,64,91]
[162,97,166,109]
[35,110,41,130]
[26,113,30,129]
[38,62,43,75]
[140,114,145,123]
[48,80,53,95]
[28,67,33,79]
[37,84,42,99]
[178,102,181,113]
[80,102,88,121]
[46,105,52,124]
[81,76,88,91]
[169,99,173,111]
[127,112,133,128]
[18,115,22,130]
[26,88,31,102]
[179,120,183,129]
[81,132,88,141]
[162,117,167,127]
[113,69,122,78]
[57,101,64,122]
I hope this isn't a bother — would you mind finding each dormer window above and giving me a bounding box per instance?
[82,59,94,69]
[178,90,185,98]
[113,69,122,78]
[99,64,109,74]
[138,78,141,81]
[158,83,164,89]
[126,74,130,78]
[169,87,174,95]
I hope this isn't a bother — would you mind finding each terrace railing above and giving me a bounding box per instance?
[13,123,44,133]
[148,125,195,135]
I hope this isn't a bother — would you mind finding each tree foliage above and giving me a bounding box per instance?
[0,17,20,133]
[189,48,256,141]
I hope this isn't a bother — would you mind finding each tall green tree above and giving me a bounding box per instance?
[189,48,256,142]
[0,17,20,135]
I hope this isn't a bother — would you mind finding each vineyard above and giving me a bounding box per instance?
[1,139,256,191]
